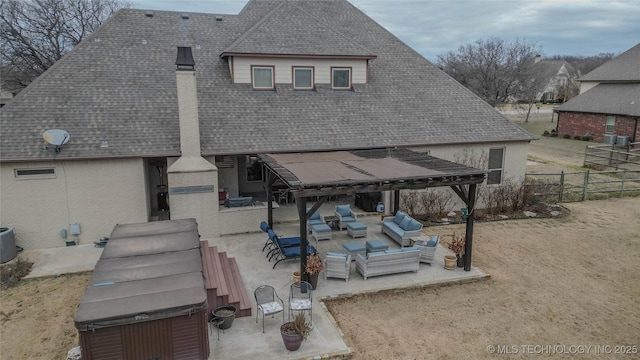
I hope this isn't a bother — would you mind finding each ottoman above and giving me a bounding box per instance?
[342,242,366,260]
[366,239,389,254]
[347,221,368,239]
[311,223,332,243]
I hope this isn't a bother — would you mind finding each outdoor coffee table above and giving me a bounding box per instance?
[324,215,339,230]
[365,239,389,254]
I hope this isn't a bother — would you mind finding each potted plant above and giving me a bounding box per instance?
[448,231,466,268]
[304,253,324,289]
[280,313,312,351]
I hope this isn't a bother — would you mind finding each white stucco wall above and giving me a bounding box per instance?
[398,141,530,210]
[218,202,273,236]
[0,158,148,249]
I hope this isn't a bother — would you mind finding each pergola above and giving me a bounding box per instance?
[259,148,486,280]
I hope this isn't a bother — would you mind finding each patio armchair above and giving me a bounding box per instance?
[334,204,357,230]
[289,281,313,324]
[254,285,284,333]
[306,208,325,232]
[323,252,351,281]
[415,235,440,264]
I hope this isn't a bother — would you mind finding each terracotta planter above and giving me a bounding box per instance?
[281,322,303,351]
[293,271,301,284]
[444,255,456,270]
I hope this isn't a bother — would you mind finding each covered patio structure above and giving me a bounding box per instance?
[260,148,486,277]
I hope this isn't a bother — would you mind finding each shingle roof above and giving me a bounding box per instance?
[221,1,375,58]
[557,83,640,117]
[580,43,640,82]
[0,0,534,162]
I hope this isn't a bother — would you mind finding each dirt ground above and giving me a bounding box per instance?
[324,113,640,359]
[1,113,638,359]
[326,196,640,359]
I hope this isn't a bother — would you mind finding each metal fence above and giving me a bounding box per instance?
[584,142,640,171]
[525,169,640,203]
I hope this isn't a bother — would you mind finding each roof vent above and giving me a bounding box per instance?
[215,16,223,21]
[176,46,195,70]
[181,13,189,20]
[145,11,154,18]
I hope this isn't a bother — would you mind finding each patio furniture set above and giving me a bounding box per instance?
[254,281,313,333]
[261,204,441,279]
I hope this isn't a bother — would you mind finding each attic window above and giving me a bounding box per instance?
[293,67,314,90]
[332,67,351,90]
[252,66,274,90]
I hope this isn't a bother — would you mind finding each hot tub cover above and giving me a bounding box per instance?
[74,218,207,331]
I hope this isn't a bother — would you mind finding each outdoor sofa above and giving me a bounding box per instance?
[355,246,420,280]
[381,211,423,247]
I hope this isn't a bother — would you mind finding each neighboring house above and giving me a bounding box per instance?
[0,0,535,250]
[533,59,576,103]
[556,43,640,143]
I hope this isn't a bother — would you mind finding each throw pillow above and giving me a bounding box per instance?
[427,236,439,247]
[399,216,412,230]
[393,211,406,225]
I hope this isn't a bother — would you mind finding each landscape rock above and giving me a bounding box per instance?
[550,211,561,217]
[523,211,537,218]
[447,211,457,217]
[499,215,509,219]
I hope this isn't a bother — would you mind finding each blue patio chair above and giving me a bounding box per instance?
[270,241,317,269]
[306,208,325,232]
[334,204,357,230]
[265,231,304,260]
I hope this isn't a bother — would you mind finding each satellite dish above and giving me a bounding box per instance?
[43,129,70,146]
[43,129,70,153]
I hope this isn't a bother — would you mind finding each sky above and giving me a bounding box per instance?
[132,0,640,62]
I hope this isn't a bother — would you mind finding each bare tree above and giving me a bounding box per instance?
[436,37,541,107]
[1,0,130,91]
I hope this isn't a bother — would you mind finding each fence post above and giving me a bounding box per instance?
[582,170,589,201]
[559,171,565,203]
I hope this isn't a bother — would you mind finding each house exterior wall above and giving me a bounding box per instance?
[558,112,639,143]
[580,81,599,94]
[0,158,148,250]
[231,57,368,85]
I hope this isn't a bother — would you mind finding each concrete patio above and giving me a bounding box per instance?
[22,201,489,359]
[204,204,488,359]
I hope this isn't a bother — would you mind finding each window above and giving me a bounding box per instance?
[246,156,264,182]
[332,67,351,89]
[293,67,314,90]
[606,116,615,133]
[15,168,55,179]
[487,148,504,185]
[252,66,274,89]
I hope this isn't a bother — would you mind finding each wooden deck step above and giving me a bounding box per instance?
[222,256,252,318]
[199,242,251,318]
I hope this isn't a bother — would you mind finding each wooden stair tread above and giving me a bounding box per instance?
[227,257,252,317]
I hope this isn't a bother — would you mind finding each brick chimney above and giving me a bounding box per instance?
[167,46,219,238]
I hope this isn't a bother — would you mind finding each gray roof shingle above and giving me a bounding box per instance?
[580,43,640,82]
[557,83,640,117]
[0,0,534,162]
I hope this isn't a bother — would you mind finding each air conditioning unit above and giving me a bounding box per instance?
[616,135,629,147]
[0,227,17,264]
[603,134,617,145]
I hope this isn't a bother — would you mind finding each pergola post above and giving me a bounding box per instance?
[266,172,277,227]
[393,189,400,214]
[297,196,308,281]
[463,184,476,271]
